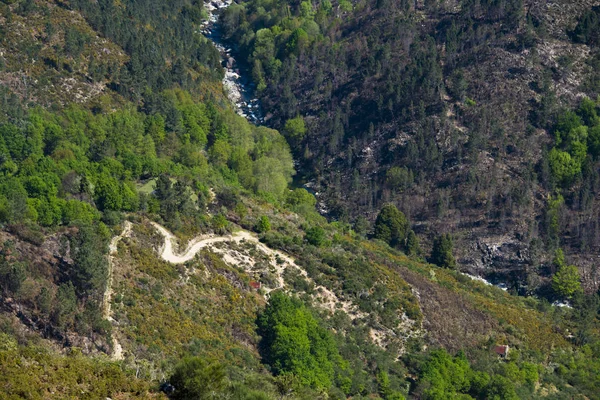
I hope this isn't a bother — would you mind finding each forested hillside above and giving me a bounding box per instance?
[0,0,600,399]
[221,0,600,289]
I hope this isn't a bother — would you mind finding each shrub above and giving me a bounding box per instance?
[305,226,325,246]
[255,215,271,233]
[170,357,227,400]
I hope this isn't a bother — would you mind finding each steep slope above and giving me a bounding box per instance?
[0,0,600,399]
[0,0,128,109]
[221,0,600,289]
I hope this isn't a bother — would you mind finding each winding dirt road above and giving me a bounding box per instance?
[150,222,288,290]
[102,220,366,361]
[103,221,131,360]
[150,222,363,318]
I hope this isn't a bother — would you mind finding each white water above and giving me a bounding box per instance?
[201,0,264,124]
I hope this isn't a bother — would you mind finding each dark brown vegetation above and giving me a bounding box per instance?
[222,0,600,291]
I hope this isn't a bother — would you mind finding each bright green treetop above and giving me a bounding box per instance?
[552,249,582,300]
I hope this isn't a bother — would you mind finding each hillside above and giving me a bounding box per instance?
[0,0,599,399]
[220,0,600,290]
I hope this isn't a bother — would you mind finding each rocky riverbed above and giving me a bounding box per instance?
[201,0,264,124]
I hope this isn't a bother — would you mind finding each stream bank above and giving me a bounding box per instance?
[201,0,264,124]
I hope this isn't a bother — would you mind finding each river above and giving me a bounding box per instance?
[200,0,264,124]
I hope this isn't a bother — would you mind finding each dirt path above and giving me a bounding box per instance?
[103,221,131,360]
[150,222,362,317]
[151,222,287,290]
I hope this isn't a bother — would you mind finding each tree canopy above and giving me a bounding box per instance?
[257,292,344,390]
[430,234,456,269]
[552,249,582,300]
[373,204,409,248]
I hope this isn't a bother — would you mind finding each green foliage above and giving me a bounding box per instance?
[544,193,564,248]
[430,234,456,269]
[283,117,306,148]
[548,98,600,187]
[258,292,343,389]
[305,226,325,246]
[52,282,78,329]
[552,249,582,300]
[373,204,409,248]
[170,357,227,400]
[3,3,600,399]
[0,339,156,398]
[255,215,271,233]
[571,7,600,46]
[0,242,26,295]
[413,349,533,400]
[0,88,294,239]
[418,350,474,398]
[385,167,414,192]
[286,188,316,209]
[212,213,229,234]
[405,230,421,258]
[548,147,581,186]
[69,223,109,298]
[377,370,406,400]
[483,375,519,400]
[69,0,222,100]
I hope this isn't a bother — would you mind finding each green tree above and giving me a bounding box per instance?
[405,230,421,257]
[377,370,406,400]
[0,243,26,296]
[552,249,582,300]
[286,188,316,208]
[430,234,456,269]
[257,292,341,389]
[212,213,229,234]
[52,282,77,329]
[70,223,109,298]
[255,215,271,233]
[0,177,28,223]
[418,350,473,399]
[283,116,306,148]
[373,204,409,248]
[305,226,325,246]
[483,375,518,400]
[94,176,123,211]
[253,157,292,199]
[353,216,370,238]
[545,194,564,248]
[170,357,227,400]
[36,286,53,314]
[548,148,581,186]
[385,167,413,192]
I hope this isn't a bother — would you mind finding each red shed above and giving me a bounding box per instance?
[249,281,261,290]
[494,345,510,358]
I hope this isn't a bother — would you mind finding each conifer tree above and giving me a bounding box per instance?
[373,204,408,248]
[430,234,456,269]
